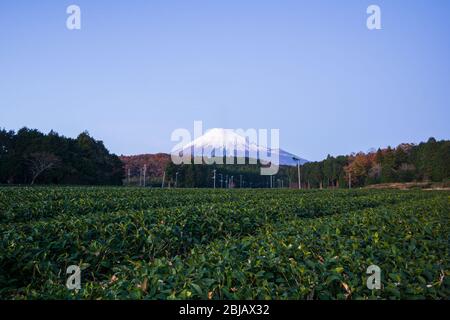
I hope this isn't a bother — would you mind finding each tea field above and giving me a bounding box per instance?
[0,187,449,299]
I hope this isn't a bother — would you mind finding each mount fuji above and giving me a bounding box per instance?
[173,128,308,166]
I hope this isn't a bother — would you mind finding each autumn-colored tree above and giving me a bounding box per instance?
[344,152,376,187]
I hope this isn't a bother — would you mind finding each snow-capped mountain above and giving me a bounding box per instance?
[173,128,308,166]
[270,148,309,166]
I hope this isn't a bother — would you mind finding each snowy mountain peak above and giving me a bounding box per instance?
[175,128,308,166]
[183,128,249,150]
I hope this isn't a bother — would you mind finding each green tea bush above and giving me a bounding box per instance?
[0,187,448,299]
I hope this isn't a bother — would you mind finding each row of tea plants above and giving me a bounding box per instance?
[0,187,448,299]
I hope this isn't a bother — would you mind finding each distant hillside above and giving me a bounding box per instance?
[120,153,171,184]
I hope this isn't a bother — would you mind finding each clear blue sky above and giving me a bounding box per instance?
[1,0,449,161]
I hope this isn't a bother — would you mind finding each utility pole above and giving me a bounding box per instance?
[143,164,147,188]
[293,157,301,190]
[219,174,223,188]
[127,168,130,186]
[161,171,165,188]
[175,172,179,188]
[348,172,352,189]
[240,175,243,188]
[213,169,216,189]
[139,168,142,187]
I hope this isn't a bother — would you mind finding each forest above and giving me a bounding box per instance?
[1,127,448,189]
[0,127,124,185]
[165,138,450,189]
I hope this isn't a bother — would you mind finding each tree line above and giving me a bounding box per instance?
[165,138,450,189]
[1,128,447,188]
[0,127,124,185]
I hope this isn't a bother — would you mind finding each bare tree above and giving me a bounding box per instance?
[368,163,382,180]
[28,152,60,185]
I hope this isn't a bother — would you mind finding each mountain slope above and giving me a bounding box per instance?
[174,128,308,166]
